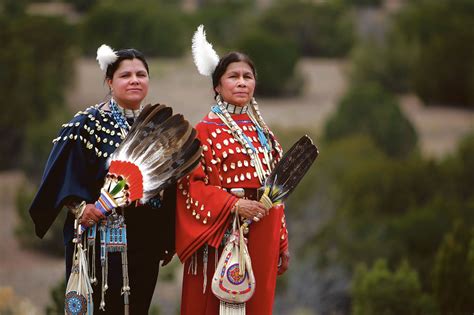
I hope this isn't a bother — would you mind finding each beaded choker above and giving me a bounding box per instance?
[225,103,248,114]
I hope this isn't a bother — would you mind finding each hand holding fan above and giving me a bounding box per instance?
[242,135,319,231]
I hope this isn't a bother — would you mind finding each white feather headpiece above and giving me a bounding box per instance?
[192,25,220,76]
[96,44,118,71]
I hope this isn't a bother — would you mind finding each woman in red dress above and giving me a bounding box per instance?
[176,27,290,315]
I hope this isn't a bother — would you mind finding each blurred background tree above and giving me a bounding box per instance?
[324,82,418,158]
[257,0,354,57]
[0,13,75,172]
[352,259,437,315]
[80,0,187,57]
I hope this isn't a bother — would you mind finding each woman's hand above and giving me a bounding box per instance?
[277,250,290,275]
[80,204,106,227]
[234,199,269,221]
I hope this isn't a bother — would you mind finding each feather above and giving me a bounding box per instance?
[262,135,319,207]
[105,103,202,204]
[96,44,118,71]
[192,24,220,76]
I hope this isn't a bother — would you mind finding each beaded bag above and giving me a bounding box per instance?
[212,214,256,315]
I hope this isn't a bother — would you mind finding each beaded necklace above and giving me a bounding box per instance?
[211,96,273,184]
[109,98,131,130]
[109,98,142,139]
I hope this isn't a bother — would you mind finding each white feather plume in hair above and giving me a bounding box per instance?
[192,25,219,76]
[96,44,118,71]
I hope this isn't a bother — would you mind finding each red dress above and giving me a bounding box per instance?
[176,113,289,315]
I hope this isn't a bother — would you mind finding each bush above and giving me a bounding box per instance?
[258,0,354,57]
[0,15,75,170]
[394,0,474,107]
[63,0,98,12]
[352,259,437,315]
[349,35,415,93]
[237,29,301,96]
[45,279,66,315]
[324,83,418,158]
[189,0,256,49]
[81,1,187,57]
[432,221,474,314]
[22,109,71,182]
[15,183,65,256]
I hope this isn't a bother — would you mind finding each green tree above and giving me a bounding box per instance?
[349,34,414,94]
[0,14,75,171]
[394,0,474,107]
[81,1,187,57]
[237,29,301,96]
[258,0,354,57]
[352,259,437,315]
[190,0,256,49]
[432,221,474,314]
[324,83,418,158]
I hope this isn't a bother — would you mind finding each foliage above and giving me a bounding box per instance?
[15,183,66,256]
[22,109,71,181]
[0,14,76,171]
[324,83,418,158]
[294,129,474,313]
[189,0,256,50]
[352,259,437,315]
[63,0,98,12]
[81,0,187,57]
[349,34,414,93]
[237,29,301,96]
[393,0,474,107]
[432,221,474,314]
[0,0,28,16]
[342,0,383,6]
[257,0,354,57]
[45,279,66,315]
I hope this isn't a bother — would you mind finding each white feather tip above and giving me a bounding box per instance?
[96,44,118,71]
[192,25,219,76]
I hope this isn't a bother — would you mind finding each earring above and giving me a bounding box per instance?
[215,94,222,104]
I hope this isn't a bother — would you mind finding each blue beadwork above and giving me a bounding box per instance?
[65,291,86,315]
[109,99,130,130]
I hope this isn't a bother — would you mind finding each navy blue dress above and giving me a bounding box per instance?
[29,104,175,314]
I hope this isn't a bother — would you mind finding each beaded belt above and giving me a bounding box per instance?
[229,188,262,201]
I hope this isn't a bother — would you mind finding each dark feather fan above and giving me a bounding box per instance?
[92,103,202,221]
[258,135,319,210]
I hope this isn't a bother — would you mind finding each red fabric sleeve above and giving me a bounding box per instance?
[175,122,238,262]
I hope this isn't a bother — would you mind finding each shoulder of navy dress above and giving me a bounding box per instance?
[51,104,125,159]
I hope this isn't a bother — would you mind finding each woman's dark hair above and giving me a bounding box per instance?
[212,51,257,96]
[105,48,149,80]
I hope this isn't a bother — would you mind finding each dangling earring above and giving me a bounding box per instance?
[251,97,257,106]
[215,94,223,105]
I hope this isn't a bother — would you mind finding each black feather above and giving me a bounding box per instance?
[264,135,319,204]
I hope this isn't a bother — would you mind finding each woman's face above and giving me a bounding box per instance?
[108,58,149,109]
[215,61,256,107]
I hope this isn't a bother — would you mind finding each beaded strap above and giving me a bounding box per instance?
[109,99,131,130]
